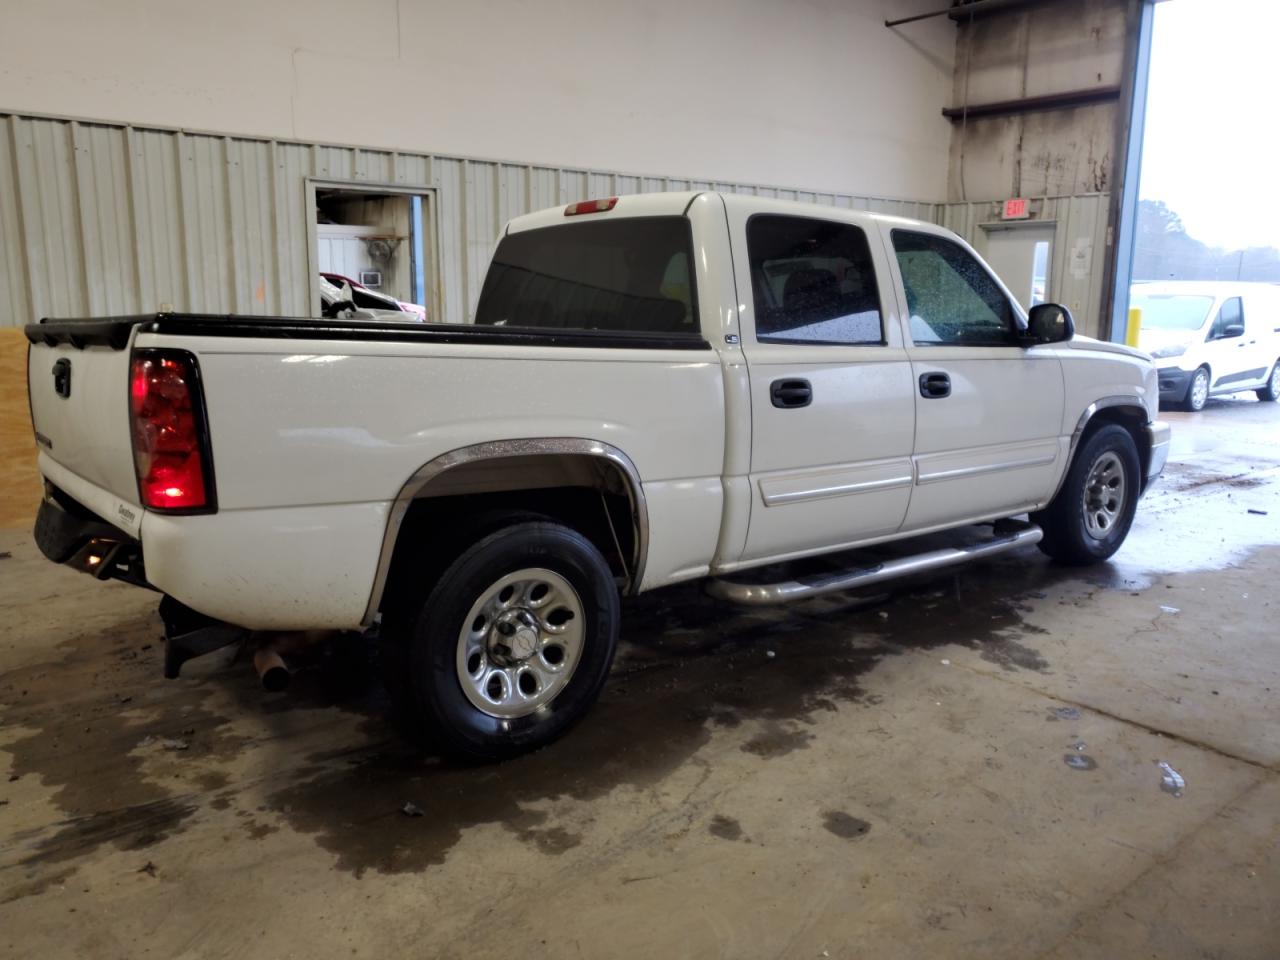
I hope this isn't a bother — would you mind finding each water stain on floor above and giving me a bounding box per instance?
[708,815,743,842]
[822,811,871,839]
[2,539,1072,887]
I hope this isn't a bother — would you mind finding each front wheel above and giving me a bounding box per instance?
[1032,424,1141,565]
[1184,366,1210,411]
[389,521,620,761]
[1257,363,1280,402]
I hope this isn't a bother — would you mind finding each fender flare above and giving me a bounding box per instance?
[1045,395,1149,504]
[362,438,648,625]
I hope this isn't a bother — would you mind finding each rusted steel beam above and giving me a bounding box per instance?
[942,85,1123,120]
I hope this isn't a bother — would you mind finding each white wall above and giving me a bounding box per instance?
[0,0,955,201]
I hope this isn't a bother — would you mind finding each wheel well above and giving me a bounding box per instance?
[1080,406,1149,480]
[377,453,641,622]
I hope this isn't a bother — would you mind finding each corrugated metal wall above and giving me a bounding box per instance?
[938,194,1112,339]
[0,111,942,328]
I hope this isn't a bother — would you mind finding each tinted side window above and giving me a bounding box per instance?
[747,215,884,345]
[892,231,1015,346]
[1209,297,1244,339]
[474,217,698,334]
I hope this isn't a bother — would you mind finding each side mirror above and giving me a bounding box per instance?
[1024,303,1075,345]
[1221,322,1245,339]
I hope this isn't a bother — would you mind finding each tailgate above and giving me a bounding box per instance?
[26,318,144,515]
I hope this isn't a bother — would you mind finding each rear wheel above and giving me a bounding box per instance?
[1033,424,1140,565]
[385,520,619,761]
[1257,363,1280,402]
[1184,366,1210,411]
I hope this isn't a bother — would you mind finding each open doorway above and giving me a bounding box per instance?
[309,183,437,322]
[980,223,1055,312]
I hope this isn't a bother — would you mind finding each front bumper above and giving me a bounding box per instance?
[1156,367,1193,404]
[1144,420,1171,490]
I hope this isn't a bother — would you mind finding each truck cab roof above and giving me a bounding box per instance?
[504,191,939,236]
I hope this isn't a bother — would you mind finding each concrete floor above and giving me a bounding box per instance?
[2,396,1278,960]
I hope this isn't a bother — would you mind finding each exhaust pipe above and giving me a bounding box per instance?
[254,648,291,692]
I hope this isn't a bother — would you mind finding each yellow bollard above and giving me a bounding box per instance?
[1126,307,1142,348]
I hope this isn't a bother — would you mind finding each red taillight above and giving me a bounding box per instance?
[129,351,213,512]
[564,197,618,216]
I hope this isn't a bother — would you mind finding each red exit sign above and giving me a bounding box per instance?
[1002,197,1030,220]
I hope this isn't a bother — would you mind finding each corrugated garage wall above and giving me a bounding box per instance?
[940,194,1112,337]
[0,111,943,329]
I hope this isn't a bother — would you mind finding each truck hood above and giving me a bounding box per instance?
[1064,334,1150,361]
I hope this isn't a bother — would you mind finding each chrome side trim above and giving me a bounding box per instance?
[706,521,1043,605]
[915,453,1057,486]
[1044,395,1147,504]
[361,438,649,625]
[761,473,913,507]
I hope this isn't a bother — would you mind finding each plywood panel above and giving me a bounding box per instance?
[0,329,40,529]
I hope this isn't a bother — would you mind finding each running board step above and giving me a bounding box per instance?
[705,521,1043,606]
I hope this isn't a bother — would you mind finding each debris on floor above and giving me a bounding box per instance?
[401,802,424,818]
[1158,761,1186,798]
[1247,508,1268,516]
[1048,706,1081,721]
[136,735,190,751]
[1063,754,1098,771]
[1160,605,1180,614]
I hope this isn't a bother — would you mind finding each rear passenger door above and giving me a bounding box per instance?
[732,211,917,562]
[883,227,1065,531]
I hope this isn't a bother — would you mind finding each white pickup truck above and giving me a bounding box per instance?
[26,192,1169,759]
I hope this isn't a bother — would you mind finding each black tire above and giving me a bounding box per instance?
[1032,424,1141,565]
[1183,366,1210,412]
[1256,362,1280,402]
[386,520,619,761]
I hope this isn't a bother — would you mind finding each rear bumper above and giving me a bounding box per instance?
[33,491,150,587]
[1156,367,1193,404]
[1144,420,1171,490]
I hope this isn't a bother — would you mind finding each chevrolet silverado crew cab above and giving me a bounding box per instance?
[26,192,1170,759]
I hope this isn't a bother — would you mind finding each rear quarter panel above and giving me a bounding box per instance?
[132,332,727,629]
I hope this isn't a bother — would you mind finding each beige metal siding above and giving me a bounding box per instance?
[0,111,945,328]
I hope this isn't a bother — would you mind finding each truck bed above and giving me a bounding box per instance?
[24,313,711,351]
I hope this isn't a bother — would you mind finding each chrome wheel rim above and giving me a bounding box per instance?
[456,567,584,719]
[1082,451,1126,540]
[1270,365,1280,396]
[1190,370,1208,409]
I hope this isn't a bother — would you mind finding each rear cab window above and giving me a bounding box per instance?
[474,217,701,337]
[746,214,885,345]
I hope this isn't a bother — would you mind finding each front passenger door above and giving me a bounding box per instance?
[885,228,1065,531]
[1203,296,1259,390]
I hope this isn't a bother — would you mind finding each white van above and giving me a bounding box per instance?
[1133,281,1280,411]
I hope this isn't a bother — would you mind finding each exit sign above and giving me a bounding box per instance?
[1002,197,1030,220]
